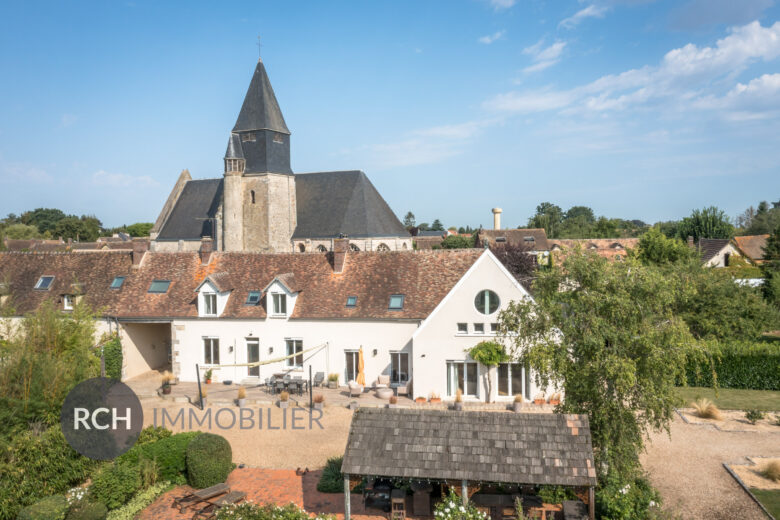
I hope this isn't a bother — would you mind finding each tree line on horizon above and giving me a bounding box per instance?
[0,208,152,244]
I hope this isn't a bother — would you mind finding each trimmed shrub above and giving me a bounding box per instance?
[117,431,200,485]
[16,496,69,520]
[745,409,765,425]
[102,336,122,380]
[316,456,345,493]
[684,340,780,390]
[215,503,334,520]
[88,462,141,510]
[185,433,233,489]
[135,426,171,446]
[0,428,97,520]
[596,473,661,520]
[105,481,171,520]
[65,501,108,520]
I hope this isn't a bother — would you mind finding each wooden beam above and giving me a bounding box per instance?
[344,474,351,520]
[588,487,595,520]
[462,480,468,506]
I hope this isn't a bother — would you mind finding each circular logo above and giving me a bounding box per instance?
[60,377,144,460]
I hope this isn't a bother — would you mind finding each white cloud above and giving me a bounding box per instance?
[486,21,780,117]
[92,170,158,188]
[478,30,505,45]
[0,162,52,183]
[488,0,515,10]
[522,40,566,73]
[694,73,780,119]
[559,4,609,29]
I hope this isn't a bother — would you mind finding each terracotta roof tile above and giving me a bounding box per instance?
[733,235,769,263]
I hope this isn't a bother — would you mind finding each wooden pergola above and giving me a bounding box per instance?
[342,408,597,520]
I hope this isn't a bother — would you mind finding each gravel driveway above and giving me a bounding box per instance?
[641,414,780,519]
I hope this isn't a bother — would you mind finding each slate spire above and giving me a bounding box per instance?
[233,59,290,134]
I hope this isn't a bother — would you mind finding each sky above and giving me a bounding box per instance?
[1,0,779,229]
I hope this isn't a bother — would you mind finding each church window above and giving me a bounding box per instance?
[273,133,284,144]
[241,132,256,142]
[376,243,390,252]
[316,245,327,252]
[349,243,360,252]
[298,243,306,252]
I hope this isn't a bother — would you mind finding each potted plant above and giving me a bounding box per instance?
[415,396,427,404]
[327,373,339,389]
[453,388,464,411]
[161,371,173,395]
[549,392,561,406]
[200,385,208,407]
[313,393,324,411]
[204,369,213,384]
[278,390,290,409]
[387,395,398,409]
[513,394,523,412]
[429,392,442,404]
[237,386,247,408]
[533,392,546,405]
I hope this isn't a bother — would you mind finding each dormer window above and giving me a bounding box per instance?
[273,133,284,144]
[110,276,125,289]
[246,291,261,305]
[272,293,287,316]
[523,236,535,243]
[495,237,507,243]
[34,276,54,290]
[346,296,357,308]
[63,294,74,311]
[203,293,217,316]
[388,294,405,310]
[241,132,256,142]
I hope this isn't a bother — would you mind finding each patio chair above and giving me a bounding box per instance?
[373,374,390,388]
[348,381,364,397]
[273,381,285,395]
[171,482,229,513]
[313,372,325,387]
[191,491,247,519]
[396,378,411,397]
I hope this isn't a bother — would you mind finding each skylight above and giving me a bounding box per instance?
[110,276,125,289]
[246,291,261,305]
[148,280,171,293]
[34,276,54,290]
[388,294,405,310]
[346,296,357,308]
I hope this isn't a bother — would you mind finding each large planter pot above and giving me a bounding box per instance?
[453,402,463,411]
[429,398,442,404]
[237,398,247,408]
[328,381,338,389]
[162,385,171,395]
[278,400,289,409]
[534,398,545,405]
[415,397,426,404]
[549,400,560,406]
[513,402,523,413]
[205,379,212,385]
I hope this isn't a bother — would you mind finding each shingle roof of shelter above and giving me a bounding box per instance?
[341,408,597,487]
[156,179,223,241]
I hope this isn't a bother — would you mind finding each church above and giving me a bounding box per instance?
[149,59,411,253]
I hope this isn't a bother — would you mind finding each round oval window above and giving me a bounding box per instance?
[474,290,500,315]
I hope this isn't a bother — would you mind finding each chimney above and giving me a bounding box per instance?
[131,238,148,267]
[687,235,694,248]
[333,238,349,274]
[200,237,214,265]
[492,208,503,230]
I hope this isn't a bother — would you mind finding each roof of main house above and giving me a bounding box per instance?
[342,408,597,487]
[477,229,550,250]
[697,238,732,263]
[157,171,410,241]
[0,249,482,320]
[733,234,769,263]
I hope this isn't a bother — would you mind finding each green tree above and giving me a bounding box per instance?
[2,223,40,240]
[678,206,734,242]
[564,205,595,223]
[593,216,619,238]
[528,202,564,238]
[467,341,508,403]
[439,235,474,249]
[125,222,153,237]
[745,203,780,235]
[53,215,103,242]
[417,222,431,231]
[431,219,445,231]
[636,227,695,265]
[403,211,416,228]
[20,208,66,234]
[762,225,780,306]
[499,253,703,481]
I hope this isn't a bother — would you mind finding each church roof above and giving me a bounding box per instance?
[225,133,244,159]
[156,179,223,241]
[232,59,290,135]
[293,171,410,239]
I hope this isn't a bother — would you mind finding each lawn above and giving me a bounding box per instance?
[750,489,780,519]
[675,387,780,411]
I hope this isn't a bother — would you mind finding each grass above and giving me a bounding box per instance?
[691,397,721,419]
[761,461,780,482]
[750,489,780,519]
[676,387,780,412]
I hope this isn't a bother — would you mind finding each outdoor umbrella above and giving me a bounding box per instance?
[357,346,366,385]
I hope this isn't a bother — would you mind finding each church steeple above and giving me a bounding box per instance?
[224,59,292,176]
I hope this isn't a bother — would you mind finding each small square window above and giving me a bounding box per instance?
[388,294,404,310]
[346,296,357,308]
[457,323,468,334]
[110,276,125,289]
[246,291,261,305]
[473,323,485,334]
[63,294,74,311]
[148,280,171,293]
[490,323,499,333]
[34,276,54,290]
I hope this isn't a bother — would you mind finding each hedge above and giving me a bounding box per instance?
[117,431,200,485]
[186,433,233,489]
[102,336,122,380]
[65,500,108,520]
[89,461,141,510]
[105,481,171,520]
[684,341,780,390]
[215,503,335,520]
[316,457,345,493]
[16,496,69,520]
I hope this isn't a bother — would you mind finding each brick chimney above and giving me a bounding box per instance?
[687,235,694,248]
[333,238,349,274]
[200,237,214,265]
[132,238,148,267]
[492,208,503,230]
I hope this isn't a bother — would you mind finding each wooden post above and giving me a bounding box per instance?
[344,474,351,520]
[588,487,595,520]
[461,480,468,506]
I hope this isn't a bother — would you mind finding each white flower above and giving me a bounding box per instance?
[649,500,656,507]
[460,506,466,512]
[445,507,450,513]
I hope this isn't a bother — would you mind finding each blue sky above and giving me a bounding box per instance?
[1,0,779,229]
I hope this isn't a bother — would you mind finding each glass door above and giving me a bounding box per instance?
[390,352,409,384]
[345,351,359,383]
[447,361,478,397]
[247,338,260,377]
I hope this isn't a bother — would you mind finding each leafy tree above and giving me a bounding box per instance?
[125,222,153,237]
[417,222,431,231]
[467,341,508,403]
[20,208,66,234]
[403,211,416,228]
[53,215,103,242]
[655,220,681,239]
[439,235,474,249]
[528,202,564,238]
[762,225,780,306]
[636,227,695,265]
[431,219,445,231]
[564,205,595,223]
[593,216,620,238]
[499,253,704,482]
[678,206,734,242]
[490,243,537,287]
[2,223,40,240]
[745,203,780,235]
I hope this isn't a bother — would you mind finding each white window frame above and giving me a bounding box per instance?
[497,362,525,398]
[202,293,217,316]
[34,276,54,290]
[345,350,359,382]
[272,293,287,316]
[390,351,409,384]
[473,323,485,334]
[203,337,220,365]
[456,322,468,335]
[447,361,479,397]
[63,294,74,311]
[474,289,500,315]
[246,337,260,377]
[286,338,303,368]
